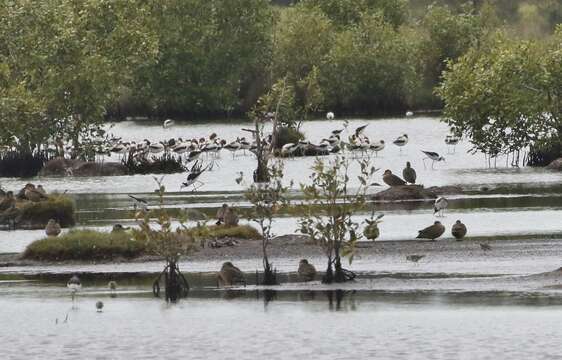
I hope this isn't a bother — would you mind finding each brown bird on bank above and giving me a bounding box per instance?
[223,208,239,227]
[45,219,61,237]
[0,191,15,212]
[297,259,317,282]
[451,220,467,240]
[16,183,33,200]
[416,221,445,240]
[402,162,417,184]
[24,184,48,202]
[217,262,245,287]
[216,203,229,225]
[382,169,406,187]
[36,185,47,195]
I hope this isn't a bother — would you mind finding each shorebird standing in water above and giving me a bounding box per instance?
[393,134,408,154]
[445,135,460,154]
[181,160,209,191]
[433,197,448,217]
[422,150,445,169]
[326,112,335,120]
[67,275,81,307]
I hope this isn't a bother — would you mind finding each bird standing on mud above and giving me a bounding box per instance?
[433,197,448,217]
[217,262,245,287]
[416,221,445,240]
[297,259,317,282]
[383,170,406,187]
[402,162,417,184]
[45,219,61,237]
[451,220,467,240]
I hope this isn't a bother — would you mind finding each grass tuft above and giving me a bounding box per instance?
[18,194,75,228]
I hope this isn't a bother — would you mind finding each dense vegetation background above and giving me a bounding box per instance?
[0,0,560,157]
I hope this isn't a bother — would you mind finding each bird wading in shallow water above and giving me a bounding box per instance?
[421,150,445,169]
[393,134,408,154]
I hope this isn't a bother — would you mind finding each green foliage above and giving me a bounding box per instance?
[19,195,76,228]
[22,229,144,261]
[320,12,417,112]
[298,156,377,282]
[131,0,273,116]
[437,29,561,159]
[243,160,290,283]
[0,0,158,153]
[275,127,305,149]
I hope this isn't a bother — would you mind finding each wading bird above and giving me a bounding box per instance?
[402,162,417,184]
[181,160,209,191]
[128,194,148,212]
[96,301,104,312]
[393,134,408,154]
[163,119,175,128]
[433,196,448,217]
[297,259,317,282]
[405,111,414,117]
[445,135,460,154]
[421,150,445,169]
[67,275,81,306]
[326,112,335,120]
[451,220,467,240]
[416,221,445,240]
[370,140,385,157]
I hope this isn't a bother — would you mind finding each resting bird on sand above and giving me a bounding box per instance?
[0,191,15,212]
[297,259,317,282]
[24,184,48,202]
[217,262,245,287]
[402,162,416,184]
[451,220,467,240]
[383,170,406,187]
[45,219,61,237]
[416,221,445,240]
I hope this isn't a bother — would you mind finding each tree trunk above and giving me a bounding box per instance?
[261,256,277,285]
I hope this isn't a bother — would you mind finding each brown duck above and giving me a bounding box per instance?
[217,262,245,286]
[0,191,15,212]
[45,219,61,237]
[451,220,467,240]
[402,162,417,184]
[416,221,445,240]
[297,259,317,282]
[24,184,48,202]
[224,208,239,226]
[383,170,406,187]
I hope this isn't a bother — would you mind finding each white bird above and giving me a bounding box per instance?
[421,150,445,169]
[163,119,175,128]
[148,142,165,154]
[326,112,335,120]
[405,111,414,117]
[433,196,448,217]
[281,143,298,157]
[445,135,460,154]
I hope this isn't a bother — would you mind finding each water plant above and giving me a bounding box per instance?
[132,177,205,302]
[243,160,290,285]
[298,156,377,283]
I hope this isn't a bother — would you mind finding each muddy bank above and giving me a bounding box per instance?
[374,185,463,201]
